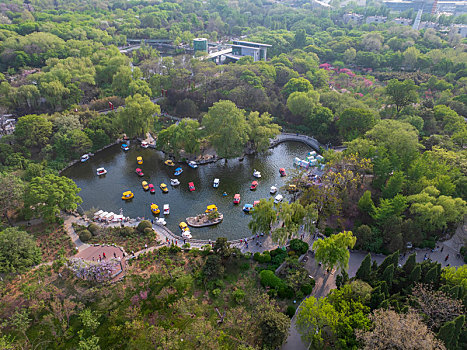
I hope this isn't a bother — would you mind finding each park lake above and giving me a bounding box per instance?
[63,141,312,240]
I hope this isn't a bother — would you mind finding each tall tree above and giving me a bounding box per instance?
[356,253,372,282]
[313,231,356,272]
[202,100,250,159]
[248,198,276,235]
[0,173,24,225]
[24,174,82,222]
[338,108,377,141]
[14,114,53,150]
[117,94,160,138]
[0,227,41,273]
[246,111,281,153]
[385,79,419,114]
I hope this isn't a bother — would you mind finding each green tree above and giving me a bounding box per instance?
[338,108,377,141]
[356,254,372,282]
[358,190,375,215]
[24,174,82,222]
[282,77,313,98]
[403,253,416,274]
[0,227,41,273]
[0,173,24,225]
[118,94,160,138]
[248,198,276,235]
[313,231,356,272]
[246,111,281,153]
[202,100,250,159]
[286,90,320,118]
[385,79,419,114]
[382,264,395,287]
[382,171,405,199]
[14,114,53,149]
[437,315,465,350]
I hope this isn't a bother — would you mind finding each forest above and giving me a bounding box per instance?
[0,0,466,349]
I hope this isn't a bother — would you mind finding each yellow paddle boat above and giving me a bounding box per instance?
[151,203,160,215]
[164,159,175,167]
[160,183,168,193]
[205,204,218,213]
[288,184,298,192]
[137,156,143,165]
[121,191,134,200]
[179,222,189,231]
[142,181,149,191]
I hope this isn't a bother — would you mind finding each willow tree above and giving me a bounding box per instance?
[118,94,160,138]
[202,100,249,159]
[313,231,356,272]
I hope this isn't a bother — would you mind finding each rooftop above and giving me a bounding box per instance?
[232,40,272,48]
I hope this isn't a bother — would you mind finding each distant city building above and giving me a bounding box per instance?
[393,17,413,25]
[225,41,272,62]
[419,21,438,29]
[0,115,16,136]
[451,24,467,37]
[383,0,467,16]
[365,16,388,24]
[343,13,364,24]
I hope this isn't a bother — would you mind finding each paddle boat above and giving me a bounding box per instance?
[135,168,144,177]
[142,181,149,191]
[279,168,287,176]
[250,181,258,190]
[254,200,260,207]
[156,217,166,225]
[81,154,90,162]
[188,182,195,192]
[179,222,192,239]
[243,204,254,213]
[141,141,149,149]
[151,203,160,215]
[270,186,278,194]
[121,143,130,151]
[188,161,198,169]
[233,194,241,204]
[163,204,170,215]
[288,184,298,192]
[165,159,175,167]
[253,169,261,178]
[274,194,283,204]
[137,156,143,165]
[170,178,180,186]
[96,167,107,176]
[121,191,134,200]
[174,167,183,176]
[205,204,218,213]
[213,178,220,188]
[148,183,155,194]
[160,183,168,193]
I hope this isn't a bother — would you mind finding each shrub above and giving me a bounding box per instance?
[169,245,181,254]
[212,288,221,297]
[295,290,304,300]
[119,226,135,237]
[289,239,309,255]
[79,230,92,243]
[254,252,272,263]
[286,305,296,318]
[300,283,314,295]
[137,220,152,233]
[240,262,250,271]
[232,288,245,304]
[87,223,99,235]
[143,227,154,235]
[260,270,285,289]
[182,243,191,249]
[278,285,295,299]
[324,227,334,237]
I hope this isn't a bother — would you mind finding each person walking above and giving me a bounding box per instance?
[441,246,444,252]
[113,252,117,258]
[103,252,106,259]
[145,243,148,249]
[445,254,449,262]
[98,254,101,262]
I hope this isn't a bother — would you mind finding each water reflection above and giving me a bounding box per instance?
[63,141,312,240]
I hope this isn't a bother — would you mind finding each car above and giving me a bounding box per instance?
[148,184,155,194]
[160,183,168,193]
[135,168,144,176]
[188,182,195,191]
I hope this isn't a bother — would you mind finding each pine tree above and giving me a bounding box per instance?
[408,265,421,286]
[379,280,389,298]
[391,250,400,268]
[449,285,460,299]
[383,264,395,287]
[403,253,416,275]
[356,253,372,282]
[370,286,385,309]
[378,252,397,276]
[438,315,465,350]
[423,266,438,284]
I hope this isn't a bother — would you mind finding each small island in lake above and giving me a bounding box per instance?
[186,210,223,227]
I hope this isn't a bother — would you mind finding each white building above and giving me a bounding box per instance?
[393,17,412,26]
[451,24,467,38]
[365,16,387,24]
[343,13,364,24]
